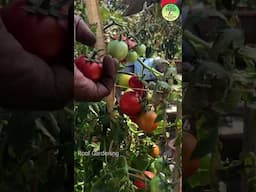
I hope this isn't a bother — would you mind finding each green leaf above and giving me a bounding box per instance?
[238,46,256,61]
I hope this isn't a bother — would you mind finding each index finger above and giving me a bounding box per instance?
[74,15,96,46]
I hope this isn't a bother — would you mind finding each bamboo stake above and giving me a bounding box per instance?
[174,101,182,192]
[84,0,115,114]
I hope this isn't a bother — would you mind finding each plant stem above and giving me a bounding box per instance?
[183,30,212,49]
[115,84,165,94]
[128,167,143,174]
[137,59,164,78]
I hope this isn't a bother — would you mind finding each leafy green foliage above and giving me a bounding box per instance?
[74,0,181,191]
[183,1,256,190]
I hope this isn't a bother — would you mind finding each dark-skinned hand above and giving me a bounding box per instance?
[74,16,118,102]
[0,12,117,110]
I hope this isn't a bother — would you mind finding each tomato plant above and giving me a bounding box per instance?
[183,1,256,191]
[74,1,182,192]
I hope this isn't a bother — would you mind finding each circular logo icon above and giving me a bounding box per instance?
[162,4,180,22]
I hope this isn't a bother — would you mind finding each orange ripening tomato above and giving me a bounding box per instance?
[137,111,159,133]
[152,145,160,157]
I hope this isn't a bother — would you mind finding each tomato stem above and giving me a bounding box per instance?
[115,85,164,94]
[128,167,142,173]
[137,59,164,78]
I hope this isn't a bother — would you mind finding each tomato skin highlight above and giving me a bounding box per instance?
[182,132,201,178]
[75,56,102,81]
[1,0,69,64]
[119,91,142,117]
[143,171,155,179]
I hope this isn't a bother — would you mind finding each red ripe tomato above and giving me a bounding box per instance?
[161,0,177,8]
[1,0,70,64]
[119,91,142,117]
[133,180,146,189]
[127,39,137,49]
[75,56,102,81]
[128,76,146,97]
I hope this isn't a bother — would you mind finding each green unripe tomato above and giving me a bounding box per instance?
[135,44,146,57]
[107,40,128,61]
[126,51,138,63]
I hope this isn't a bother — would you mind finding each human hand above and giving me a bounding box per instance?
[0,15,73,110]
[74,16,118,102]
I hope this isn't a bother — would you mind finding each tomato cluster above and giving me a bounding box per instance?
[107,35,146,63]
[118,75,159,133]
